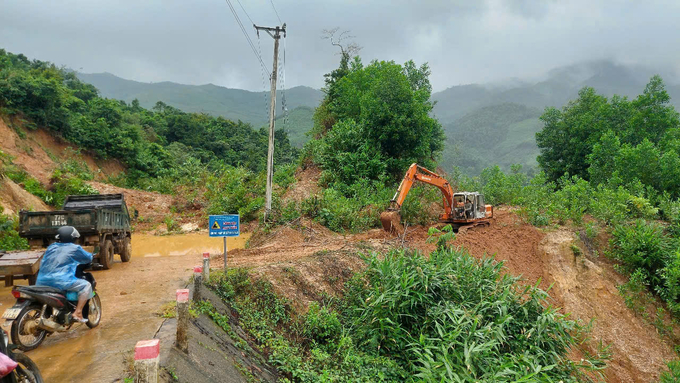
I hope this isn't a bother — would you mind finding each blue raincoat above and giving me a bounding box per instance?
[36,243,93,291]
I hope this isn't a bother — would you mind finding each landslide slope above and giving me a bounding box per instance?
[222,206,677,383]
[0,116,124,185]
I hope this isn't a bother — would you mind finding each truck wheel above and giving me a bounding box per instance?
[100,240,114,270]
[120,237,132,263]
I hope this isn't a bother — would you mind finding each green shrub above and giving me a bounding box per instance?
[479,164,527,205]
[617,269,652,318]
[309,179,392,233]
[659,251,680,315]
[0,208,28,251]
[345,247,607,382]
[301,302,341,343]
[660,359,680,383]
[610,220,675,287]
[204,166,264,221]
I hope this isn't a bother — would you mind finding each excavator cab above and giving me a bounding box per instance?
[451,192,491,221]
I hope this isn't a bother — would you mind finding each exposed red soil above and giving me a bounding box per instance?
[226,208,677,382]
[452,208,551,290]
[0,116,124,185]
[282,165,322,203]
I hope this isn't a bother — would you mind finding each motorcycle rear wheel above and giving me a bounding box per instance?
[10,304,47,352]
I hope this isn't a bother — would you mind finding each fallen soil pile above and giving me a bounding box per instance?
[0,176,50,215]
[282,165,322,203]
[87,181,204,232]
[87,181,176,230]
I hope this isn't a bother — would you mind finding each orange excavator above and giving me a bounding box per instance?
[380,163,493,233]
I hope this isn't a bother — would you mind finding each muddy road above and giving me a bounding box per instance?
[0,233,249,382]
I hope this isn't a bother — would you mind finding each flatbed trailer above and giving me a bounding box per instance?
[0,250,43,287]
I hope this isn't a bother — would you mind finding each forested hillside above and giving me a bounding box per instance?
[77,60,680,176]
[76,72,323,128]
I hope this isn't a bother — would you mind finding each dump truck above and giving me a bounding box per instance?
[381,163,493,233]
[18,194,132,270]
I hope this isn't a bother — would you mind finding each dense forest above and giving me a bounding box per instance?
[0,49,299,187]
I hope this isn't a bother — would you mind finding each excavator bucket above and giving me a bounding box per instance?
[380,211,404,234]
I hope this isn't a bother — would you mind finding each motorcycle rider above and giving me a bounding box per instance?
[35,226,93,323]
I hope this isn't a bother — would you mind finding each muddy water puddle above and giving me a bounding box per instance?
[132,231,251,258]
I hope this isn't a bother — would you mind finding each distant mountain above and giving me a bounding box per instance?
[433,60,680,175]
[76,72,324,128]
[276,106,314,148]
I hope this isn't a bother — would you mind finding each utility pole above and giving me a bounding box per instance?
[255,23,286,222]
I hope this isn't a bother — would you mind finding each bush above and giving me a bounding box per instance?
[204,166,264,222]
[301,302,341,343]
[660,360,680,383]
[346,248,607,382]
[0,207,28,251]
[307,179,393,233]
[610,220,674,287]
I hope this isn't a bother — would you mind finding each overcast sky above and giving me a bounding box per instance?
[2,0,679,92]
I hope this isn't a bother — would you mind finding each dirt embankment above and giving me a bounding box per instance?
[540,230,676,383]
[450,210,676,383]
[0,116,124,185]
[225,208,677,382]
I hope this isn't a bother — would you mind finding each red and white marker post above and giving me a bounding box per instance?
[134,339,160,383]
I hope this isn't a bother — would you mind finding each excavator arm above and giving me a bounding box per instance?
[381,164,456,232]
[389,163,455,215]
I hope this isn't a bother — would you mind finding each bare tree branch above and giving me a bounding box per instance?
[322,27,362,56]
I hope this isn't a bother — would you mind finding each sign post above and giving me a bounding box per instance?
[209,214,240,269]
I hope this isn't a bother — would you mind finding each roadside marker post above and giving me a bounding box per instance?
[193,266,202,302]
[134,339,160,383]
[176,289,190,353]
[202,252,210,282]
[208,214,240,270]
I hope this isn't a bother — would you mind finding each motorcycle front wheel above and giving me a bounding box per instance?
[10,304,47,352]
[86,294,102,329]
[10,352,44,383]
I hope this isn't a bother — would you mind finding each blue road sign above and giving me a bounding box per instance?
[209,214,240,237]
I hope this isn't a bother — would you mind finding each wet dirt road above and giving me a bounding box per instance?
[0,232,250,382]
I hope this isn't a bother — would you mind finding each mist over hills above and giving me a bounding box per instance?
[77,60,680,175]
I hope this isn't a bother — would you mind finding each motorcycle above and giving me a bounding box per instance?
[0,329,43,383]
[3,263,102,351]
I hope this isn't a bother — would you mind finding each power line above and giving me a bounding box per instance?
[235,0,255,26]
[269,0,282,24]
[224,0,270,77]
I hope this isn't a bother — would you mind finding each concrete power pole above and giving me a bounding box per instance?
[255,23,286,221]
